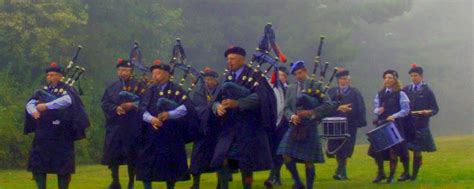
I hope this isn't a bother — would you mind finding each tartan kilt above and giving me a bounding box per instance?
[326,125,358,158]
[277,123,324,163]
[407,126,437,152]
[268,121,289,164]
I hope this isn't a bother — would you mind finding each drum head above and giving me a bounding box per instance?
[367,121,395,134]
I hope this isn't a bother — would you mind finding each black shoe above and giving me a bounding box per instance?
[385,176,394,184]
[108,182,121,189]
[397,172,411,182]
[127,181,134,189]
[273,177,282,186]
[372,173,387,183]
[410,175,417,181]
[333,174,348,180]
[264,180,273,189]
[291,183,305,189]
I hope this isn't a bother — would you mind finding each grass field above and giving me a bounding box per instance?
[1,135,473,189]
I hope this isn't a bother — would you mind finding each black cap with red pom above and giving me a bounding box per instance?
[149,59,171,73]
[45,61,63,73]
[409,63,423,75]
[116,58,132,68]
[202,67,219,78]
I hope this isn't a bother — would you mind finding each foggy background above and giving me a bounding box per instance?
[169,0,474,138]
[349,0,473,138]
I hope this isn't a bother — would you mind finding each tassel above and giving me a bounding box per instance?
[271,71,277,85]
[277,49,287,63]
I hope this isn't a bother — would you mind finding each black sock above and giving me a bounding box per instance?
[128,164,135,187]
[389,158,397,178]
[143,181,151,189]
[241,171,253,189]
[110,165,120,184]
[266,168,275,182]
[336,156,347,175]
[375,157,384,175]
[274,164,282,181]
[339,157,348,177]
[413,154,423,179]
[402,160,410,175]
[58,174,71,189]
[285,160,302,185]
[33,172,46,189]
[217,166,230,189]
[166,181,175,189]
[192,173,201,188]
[305,167,315,189]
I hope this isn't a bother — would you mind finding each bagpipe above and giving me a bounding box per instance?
[34,45,85,103]
[118,81,144,106]
[296,36,339,111]
[155,38,205,113]
[221,23,287,100]
[118,41,149,105]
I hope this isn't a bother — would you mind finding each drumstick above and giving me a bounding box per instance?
[337,103,352,112]
[411,109,432,115]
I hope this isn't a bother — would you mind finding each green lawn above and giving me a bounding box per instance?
[1,135,473,189]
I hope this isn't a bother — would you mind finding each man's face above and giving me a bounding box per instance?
[152,69,170,85]
[278,70,288,84]
[117,67,133,80]
[410,73,423,84]
[294,68,308,83]
[46,72,62,85]
[383,74,397,88]
[204,76,218,90]
[226,54,245,71]
[337,76,350,87]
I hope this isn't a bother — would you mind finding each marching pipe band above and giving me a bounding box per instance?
[23,23,439,189]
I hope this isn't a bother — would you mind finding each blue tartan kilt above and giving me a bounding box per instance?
[277,123,324,163]
[407,126,437,152]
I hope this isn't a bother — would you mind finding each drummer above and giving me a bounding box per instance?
[326,69,367,180]
[369,70,410,184]
[402,64,439,181]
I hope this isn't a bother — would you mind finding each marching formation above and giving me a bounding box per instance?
[24,24,439,189]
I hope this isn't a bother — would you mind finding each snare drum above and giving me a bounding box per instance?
[366,121,404,152]
[321,117,350,139]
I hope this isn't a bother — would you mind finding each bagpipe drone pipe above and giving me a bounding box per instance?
[221,23,287,101]
[290,36,340,140]
[118,41,149,105]
[296,36,339,111]
[34,45,86,103]
[129,41,152,85]
[155,38,205,114]
[148,38,204,143]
